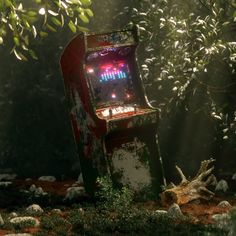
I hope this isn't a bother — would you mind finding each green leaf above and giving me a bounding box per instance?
[18,3,23,11]
[51,17,61,26]
[80,0,91,7]
[79,13,89,23]
[46,24,57,32]
[76,7,83,13]
[68,20,76,33]
[22,43,28,51]
[61,14,64,27]
[22,19,31,28]
[71,0,82,4]
[0,36,3,45]
[13,49,27,61]
[4,0,12,7]
[27,11,37,17]
[29,49,38,60]
[24,35,29,45]
[85,8,93,17]
[48,10,59,16]
[39,31,48,37]
[77,25,89,32]
[13,36,20,46]
[32,25,37,38]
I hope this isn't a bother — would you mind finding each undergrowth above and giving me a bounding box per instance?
[0,176,232,235]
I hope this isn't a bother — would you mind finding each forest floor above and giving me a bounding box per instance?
[0,179,235,235]
[14,179,236,223]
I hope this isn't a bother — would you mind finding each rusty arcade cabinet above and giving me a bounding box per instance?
[60,27,164,195]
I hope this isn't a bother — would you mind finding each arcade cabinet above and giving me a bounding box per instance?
[60,26,164,195]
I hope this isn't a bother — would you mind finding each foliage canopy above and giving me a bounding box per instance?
[120,0,236,142]
[0,0,93,60]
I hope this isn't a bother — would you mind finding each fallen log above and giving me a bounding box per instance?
[161,158,217,206]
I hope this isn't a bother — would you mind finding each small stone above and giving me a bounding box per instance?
[65,186,86,200]
[232,173,236,181]
[38,176,56,182]
[212,213,230,221]
[167,203,184,219]
[0,213,4,226]
[34,187,45,196]
[0,173,17,181]
[5,234,33,236]
[77,173,84,184]
[29,184,37,192]
[29,185,47,196]
[0,181,12,187]
[26,204,44,214]
[215,179,229,192]
[51,209,62,214]
[155,210,168,216]
[212,213,230,229]
[10,216,40,227]
[218,201,232,208]
[9,212,18,219]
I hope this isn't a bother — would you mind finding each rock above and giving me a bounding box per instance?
[212,213,230,221]
[79,208,84,213]
[167,203,184,219]
[38,176,56,182]
[65,186,85,200]
[5,234,33,236]
[26,204,44,214]
[0,174,17,181]
[9,212,18,219]
[155,210,168,216]
[10,216,40,227]
[212,213,230,229]
[0,181,12,187]
[215,179,229,192]
[51,209,62,214]
[218,201,232,208]
[232,173,236,181]
[29,184,37,192]
[25,178,32,181]
[77,173,84,184]
[34,187,45,196]
[0,213,4,226]
[29,185,47,196]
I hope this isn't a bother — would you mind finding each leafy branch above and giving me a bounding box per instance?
[0,0,93,60]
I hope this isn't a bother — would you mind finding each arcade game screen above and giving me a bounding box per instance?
[86,60,136,108]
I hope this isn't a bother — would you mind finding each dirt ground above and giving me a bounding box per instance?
[12,179,236,225]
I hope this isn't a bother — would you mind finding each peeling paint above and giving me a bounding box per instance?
[111,138,152,191]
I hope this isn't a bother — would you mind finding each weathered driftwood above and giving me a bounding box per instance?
[161,159,217,206]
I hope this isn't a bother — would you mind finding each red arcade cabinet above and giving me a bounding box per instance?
[60,27,164,196]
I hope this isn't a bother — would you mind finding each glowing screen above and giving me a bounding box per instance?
[86,61,136,106]
[99,62,127,82]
